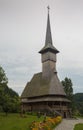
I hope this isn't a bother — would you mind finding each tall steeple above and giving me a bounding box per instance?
[45,6,52,45]
[39,6,59,79]
[39,6,59,54]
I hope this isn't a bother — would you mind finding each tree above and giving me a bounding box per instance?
[2,95,11,116]
[0,66,8,85]
[61,77,73,100]
[0,66,20,114]
[74,93,83,115]
[61,77,76,114]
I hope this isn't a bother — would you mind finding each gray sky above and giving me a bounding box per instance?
[0,0,83,95]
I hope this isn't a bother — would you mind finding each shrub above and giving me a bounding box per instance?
[30,116,62,130]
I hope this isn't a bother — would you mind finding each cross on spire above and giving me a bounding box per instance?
[39,6,59,54]
[47,5,50,13]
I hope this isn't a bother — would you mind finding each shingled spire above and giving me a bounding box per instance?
[39,6,59,54]
[45,6,52,45]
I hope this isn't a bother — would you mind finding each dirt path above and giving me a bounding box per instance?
[55,118,83,130]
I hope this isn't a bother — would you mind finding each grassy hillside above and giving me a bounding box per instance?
[0,113,43,130]
[74,93,83,115]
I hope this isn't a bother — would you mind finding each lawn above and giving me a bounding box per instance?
[0,113,44,130]
[74,123,83,130]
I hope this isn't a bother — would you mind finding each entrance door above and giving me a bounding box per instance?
[64,112,66,118]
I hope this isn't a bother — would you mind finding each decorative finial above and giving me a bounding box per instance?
[47,5,50,13]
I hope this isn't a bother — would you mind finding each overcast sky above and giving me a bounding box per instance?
[0,0,83,95]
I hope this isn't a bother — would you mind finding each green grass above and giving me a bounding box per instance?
[74,123,83,130]
[0,113,43,130]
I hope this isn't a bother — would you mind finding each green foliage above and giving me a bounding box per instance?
[74,93,83,102]
[0,84,20,114]
[0,66,8,85]
[61,77,75,113]
[74,123,83,130]
[0,66,20,114]
[74,93,83,115]
[62,77,83,116]
[61,77,73,100]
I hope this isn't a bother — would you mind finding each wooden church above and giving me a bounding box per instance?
[21,7,71,118]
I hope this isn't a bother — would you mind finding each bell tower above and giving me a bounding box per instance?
[39,6,59,79]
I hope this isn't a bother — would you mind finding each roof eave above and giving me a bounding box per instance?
[39,48,59,54]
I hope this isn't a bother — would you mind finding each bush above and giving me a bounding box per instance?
[30,116,62,130]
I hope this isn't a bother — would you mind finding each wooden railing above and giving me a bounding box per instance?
[51,105,69,110]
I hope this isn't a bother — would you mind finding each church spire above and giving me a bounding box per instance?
[45,6,52,45]
[39,6,59,54]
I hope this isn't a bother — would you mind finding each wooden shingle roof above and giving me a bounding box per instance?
[21,72,66,98]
